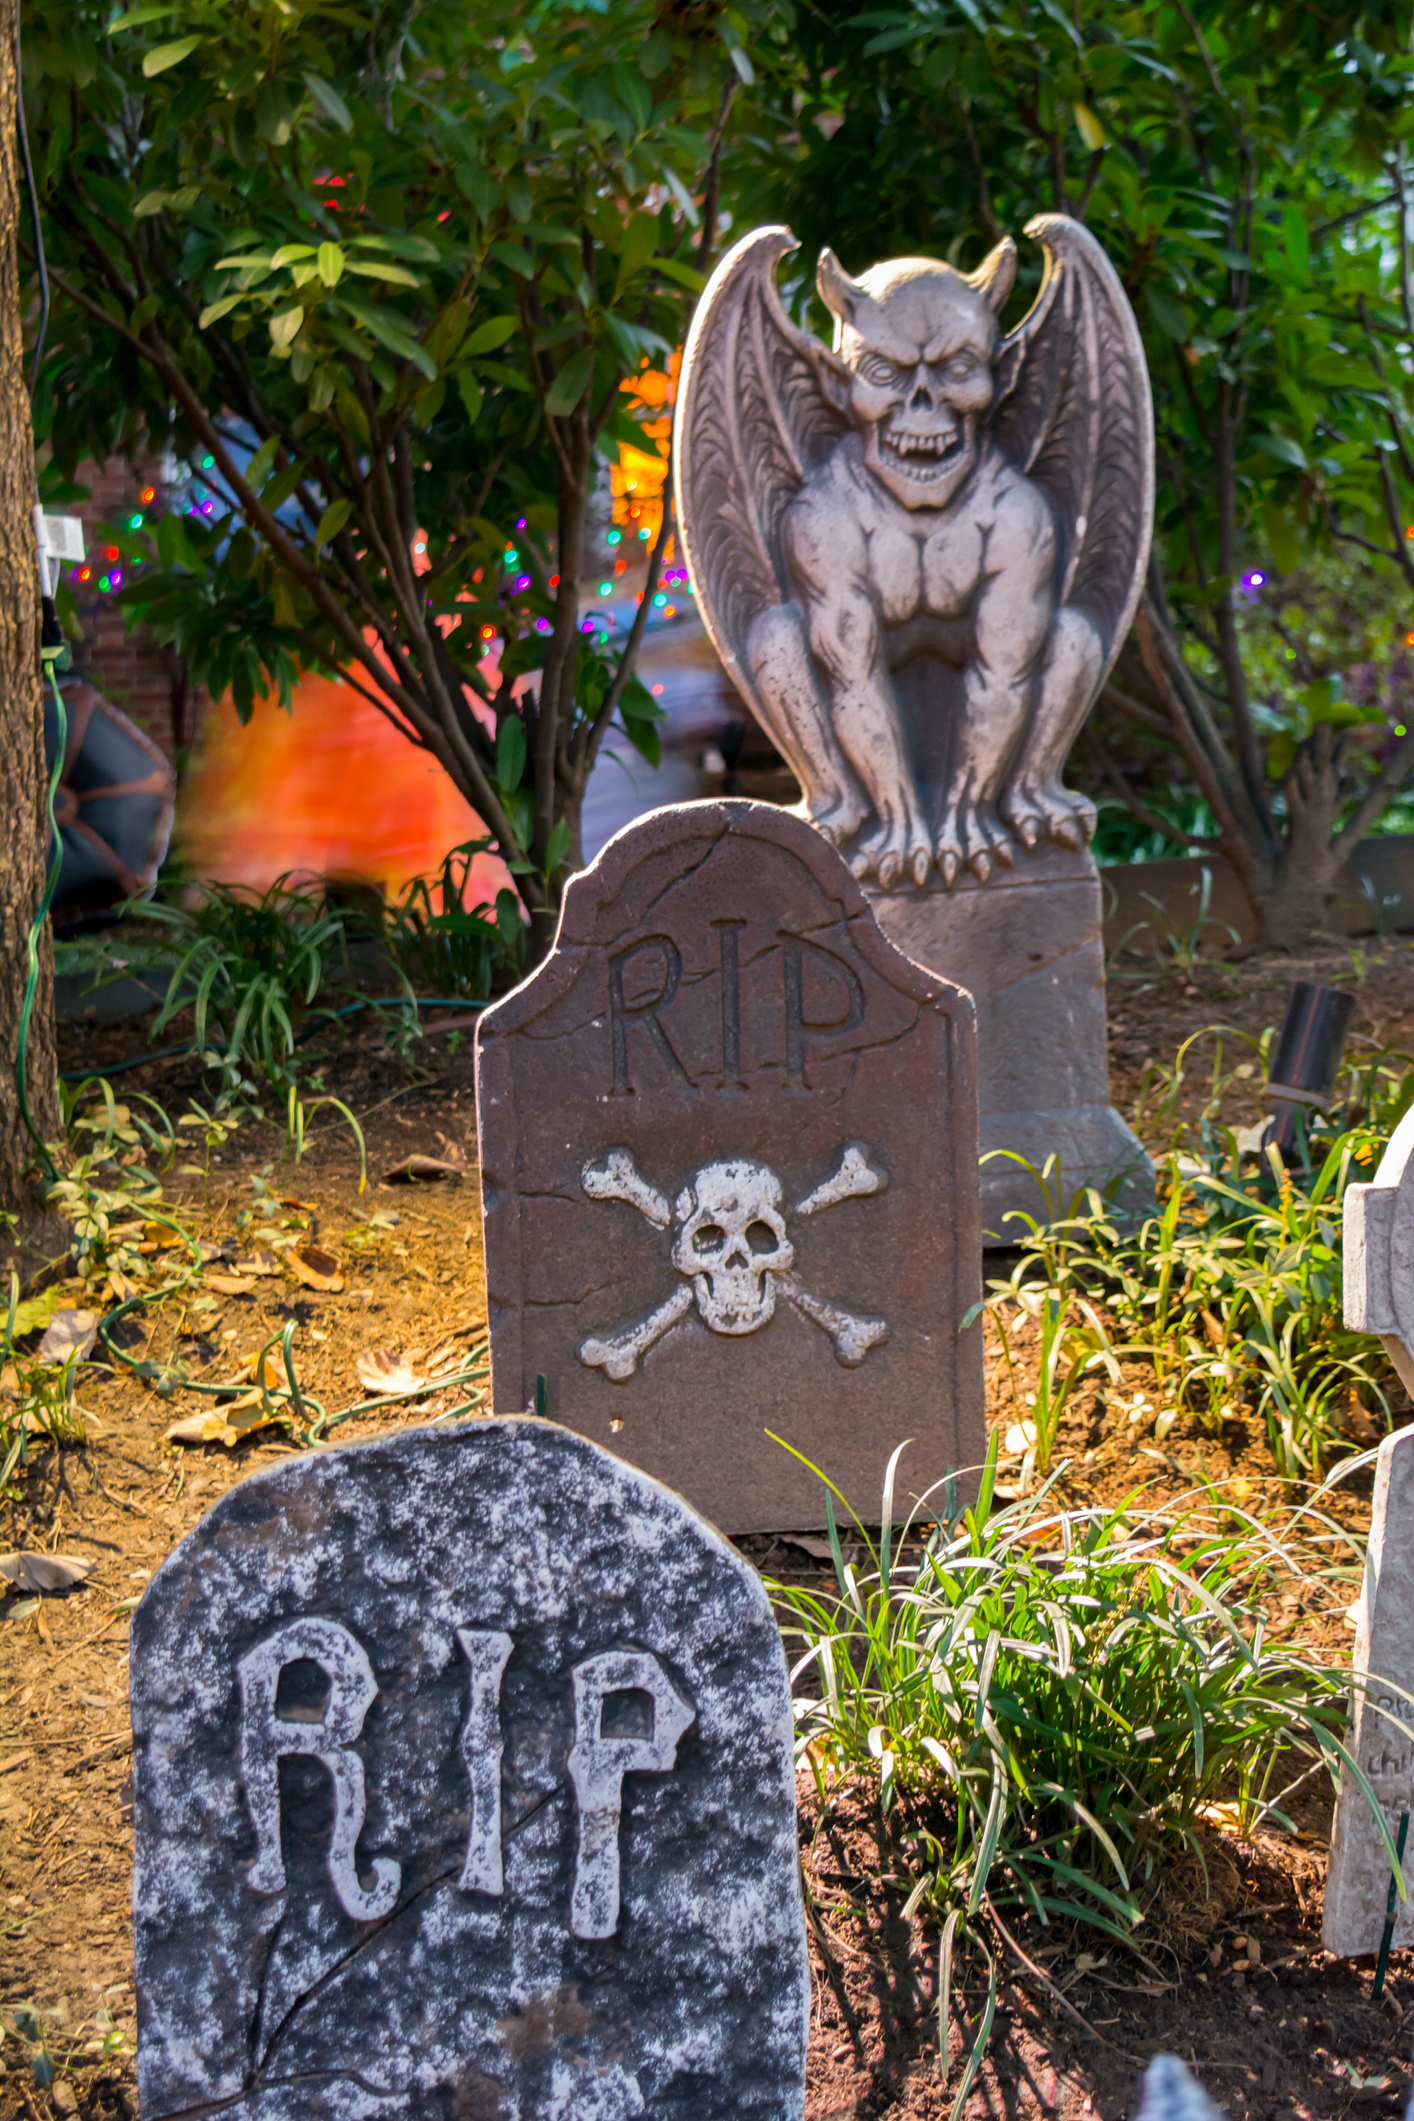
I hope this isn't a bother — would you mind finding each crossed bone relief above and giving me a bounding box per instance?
[577,1143,890,1382]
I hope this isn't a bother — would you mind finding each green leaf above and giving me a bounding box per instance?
[1074,102,1106,151]
[1282,209,1309,278]
[496,714,526,793]
[545,347,593,416]
[490,241,535,278]
[198,293,243,329]
[338,297,437,379]
[316,242,343,287]
[245,436,278,489]
[110,4,178,26]
[1261,501,1301,576]
[543,816,571,876]
[317,499,352,547]
[653,255,707,292]
[342,259,425,287]
[616,209,659,291]
[304,71,352,131]
[465,314,518,355]
[505,172,533,223]
[1146,287,1190,342]
[142,33,202,75]
[456,370,484,424]
[1254,433,1309,471]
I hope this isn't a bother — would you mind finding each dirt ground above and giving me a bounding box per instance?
[3,934,1414,2120]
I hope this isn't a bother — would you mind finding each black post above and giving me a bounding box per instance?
[1262,982,1356,1155]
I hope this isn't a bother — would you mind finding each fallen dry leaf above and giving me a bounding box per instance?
[0,1552,97,1592]
[166,1400,286,1447]
[279,1196,318,1213]
[382,1154,467,1184]
[37,1310,98,1365]
[356,1348,426,1396]
[143,1222,183,1248]
[205,1274,255,1297]
[233,1250,281,1277]
[782,1535,836,1561]
[288,1244,344,1293]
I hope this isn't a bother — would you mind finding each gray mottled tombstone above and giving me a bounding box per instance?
[1325,1108,1414,1953]
[475,798,984,1534]
[674,216,1156,1238]
[131,1419,808,2121]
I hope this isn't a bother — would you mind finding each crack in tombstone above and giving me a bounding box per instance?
[150,2065,404,2119]
[208,1791,566,2116]
[233,1861,463,2100]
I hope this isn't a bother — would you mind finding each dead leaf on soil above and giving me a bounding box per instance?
[37,1310,98,1365]
[233,1249,281,1276]
[356,1348,427,1396]
[783,1536,836,1561]
[205,1274,255,1297]
[288,1244,344,1292]
[143,1221,184,1248]
[167,1394,287,1446]
[0,1552,98,1592]
[382,1154,467,1184]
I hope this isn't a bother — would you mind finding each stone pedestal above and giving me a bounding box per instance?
[865,841,1153,1244]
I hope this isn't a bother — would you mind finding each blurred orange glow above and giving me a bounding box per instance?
[612,353,678,551]
[178,669,511,907]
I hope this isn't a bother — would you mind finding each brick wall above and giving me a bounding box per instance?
[59,457,202,764]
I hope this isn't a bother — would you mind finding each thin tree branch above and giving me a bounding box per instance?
[1331,729,1414,862]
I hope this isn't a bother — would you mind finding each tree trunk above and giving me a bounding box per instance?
[0,0,59,1266]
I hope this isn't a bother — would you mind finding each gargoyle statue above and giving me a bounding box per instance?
[674,216,1154,890]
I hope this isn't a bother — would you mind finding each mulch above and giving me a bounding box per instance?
[3,937,1414,2118]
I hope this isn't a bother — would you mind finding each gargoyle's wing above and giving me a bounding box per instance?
[674,226,850,712]
[991,213,1154,682]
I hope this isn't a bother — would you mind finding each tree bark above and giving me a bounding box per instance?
[0,0,59,1263]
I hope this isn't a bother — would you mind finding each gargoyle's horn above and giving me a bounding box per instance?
[965,237,1018,315]
[816,249,916,363]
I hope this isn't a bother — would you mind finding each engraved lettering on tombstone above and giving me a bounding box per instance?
[475,799,985,1532]
[131,1418,808,2119]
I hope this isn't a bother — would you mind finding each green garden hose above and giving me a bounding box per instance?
[14,665,66,1186]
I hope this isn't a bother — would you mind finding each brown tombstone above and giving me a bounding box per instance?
[475,799,984,1533]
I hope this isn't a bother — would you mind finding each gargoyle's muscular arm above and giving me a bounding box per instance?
[781,491,930,888]
[954,481,1055,802]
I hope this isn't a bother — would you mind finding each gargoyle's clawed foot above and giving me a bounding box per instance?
[934,799,1016,889]
[1001,782,1096,854]
[848,816,931,892]
[805,785,868,848]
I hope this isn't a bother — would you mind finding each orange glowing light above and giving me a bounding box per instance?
[140,486,156,504]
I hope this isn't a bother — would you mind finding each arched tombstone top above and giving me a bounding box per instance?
[1344,1104,1414,1397]
[129,1416,808,2121]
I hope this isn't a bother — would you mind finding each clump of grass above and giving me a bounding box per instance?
[774,1439,1398,2116]
[991,1029,1414,1478]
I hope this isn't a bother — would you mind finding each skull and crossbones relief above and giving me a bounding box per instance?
[577,1144,889,1381]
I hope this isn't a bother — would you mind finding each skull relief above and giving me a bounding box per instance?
[670,1161,795,1335]
[577,1144,889,1381]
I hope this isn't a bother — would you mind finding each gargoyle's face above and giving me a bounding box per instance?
[818,249,1015,512]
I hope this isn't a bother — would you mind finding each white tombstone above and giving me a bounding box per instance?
[1323,1107,1414,1953]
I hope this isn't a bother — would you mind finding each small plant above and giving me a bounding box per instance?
[775,1440,1398,2116]
[1,1276,90,1500]
[121,874,351,1093]
[378,838,524,1000]
[992,1033,1413,1478]
[286,1087,368,1191]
